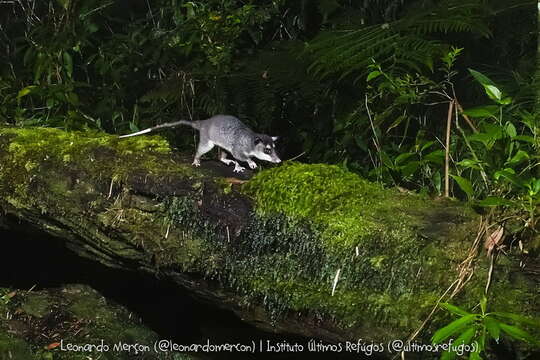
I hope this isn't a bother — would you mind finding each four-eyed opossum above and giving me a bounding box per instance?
[120,114,281,173]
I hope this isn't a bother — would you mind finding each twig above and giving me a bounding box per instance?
[444,100,454,197]
[287,151,306,162]
[485,253,495,294]
[455,100,478,133]
[331,268,341,296]
[365,94,381,152]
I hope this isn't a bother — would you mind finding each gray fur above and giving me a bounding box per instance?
[119,115,281,173]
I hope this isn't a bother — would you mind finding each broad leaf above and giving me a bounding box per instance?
[484,316,501,342]
[484,85,501,101]
[493,312,540,328]
[513,135,535,143]
[457,159,483,170]
[469,69,503,102]
[400,161,420,177]
[424,149,445,164]
[432,314,478,344]
[450,175,474,199]
[366,70,382,82]
[17,85,38,99]
[494,169,524,187]
[462,105,498,118]
[499,323,540,345]
[394,152,415,165]
[506,150,529,166]
[454,326,476,345]
[440,303,471,317]
[505,122,517,138]
[63,52,73,78]
[476,197,514,207]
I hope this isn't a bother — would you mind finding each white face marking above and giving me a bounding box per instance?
[252,149,281,163]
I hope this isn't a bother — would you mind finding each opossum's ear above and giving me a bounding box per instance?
[254,137,263,145]
[272,136,279,142]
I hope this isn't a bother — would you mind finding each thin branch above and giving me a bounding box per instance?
[455,99,478,133]
[444,100,454,197]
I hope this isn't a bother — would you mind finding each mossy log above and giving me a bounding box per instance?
[0,284,196,360]
[0,127,537,348]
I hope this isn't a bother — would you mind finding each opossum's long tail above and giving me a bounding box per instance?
[119,120,199,138]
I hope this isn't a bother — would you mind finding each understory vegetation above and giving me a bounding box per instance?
[0,0,538,358]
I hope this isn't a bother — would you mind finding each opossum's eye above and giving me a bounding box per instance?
[254,138,262,145]
[264,148,272,154]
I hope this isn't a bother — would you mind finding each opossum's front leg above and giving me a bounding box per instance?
[247,159,257,169]
[233,162,245,173]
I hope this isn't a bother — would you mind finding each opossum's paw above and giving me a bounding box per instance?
[233,164,245,173]
[192,159,201,167]
[247,160,257,169]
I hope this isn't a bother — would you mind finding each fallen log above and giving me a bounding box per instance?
[0,127,537,352]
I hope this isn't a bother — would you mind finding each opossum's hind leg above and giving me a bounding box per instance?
[192,138,214,167]
[219,150,245,172]
[219,150,235,166]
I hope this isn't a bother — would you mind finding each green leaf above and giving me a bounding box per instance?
[455,326,476,345]
[480,296,487,315]
[456,158,483,170]
[423,149,445,164]
[469,350,482,360]
[484,84,501,101]
[467,133,496,150]
[506,150,529,166]
[499,323,540,345]
[386,114,407,132]
[468,69,503,102]
[432,314,478,344]
[400,161,420,177]
[17,85,38,99]
[420,141,435,152]
[433,171,442,195]
[440,303,471,317]
[129,122,140,132]
[494,169,524,188]
[380,151,394,169]
[63,52,73,78]
[439,327,476,360]
[499,97,512,105]
[450,175,474,199]
[462,105,498,118]
[484,316,501,342]
[440,350,456,360]
[366,71,382,82]
[394,152,415,165]
[476,197,514,207]
[533,179,540,195]
[513,135,535,143]
[469,69,496,87]
[493,312,540,328]
[505,122,517,138]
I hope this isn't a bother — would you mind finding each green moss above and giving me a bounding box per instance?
[220,163,482,336]
[0,333,36,360]
[21,293,51,318]
[0,127,197,210]
[242,162,433,250]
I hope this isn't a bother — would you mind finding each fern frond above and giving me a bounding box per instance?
[306,0,493,79]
